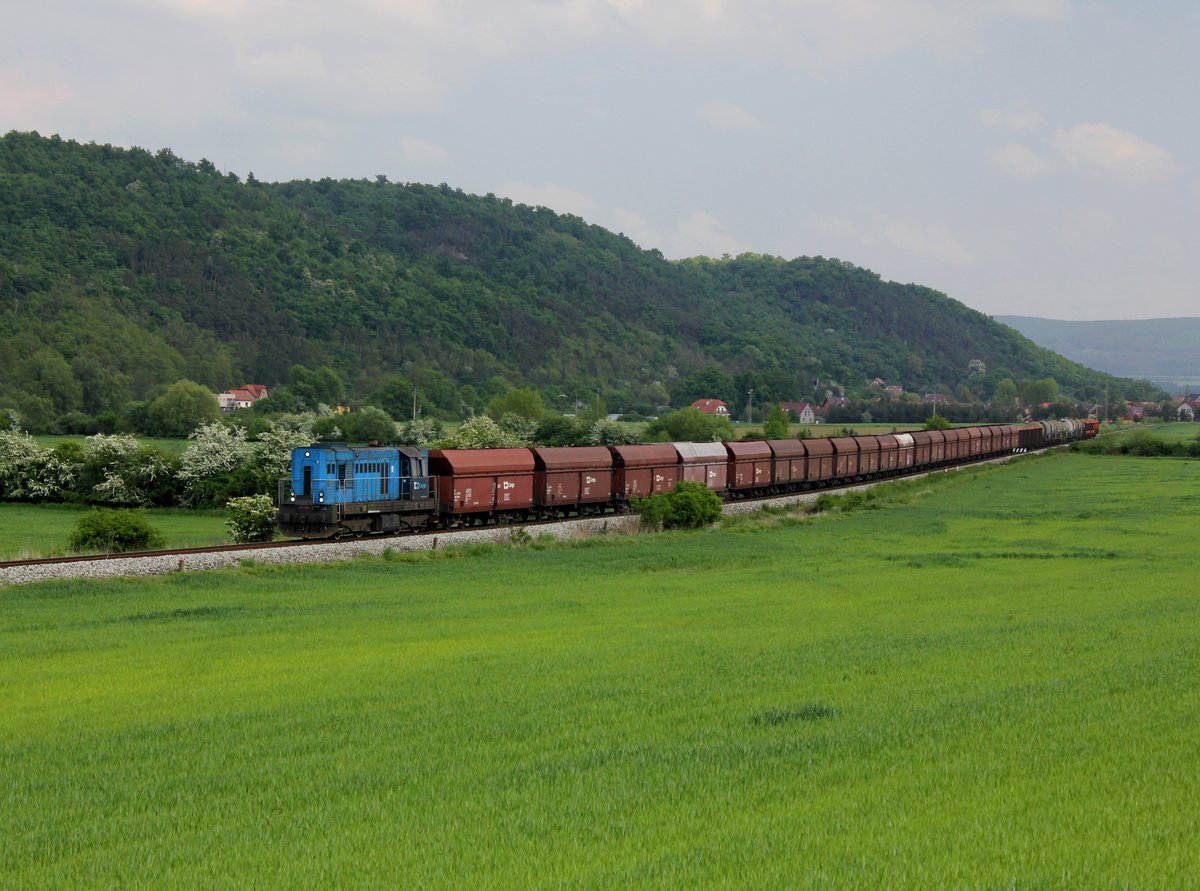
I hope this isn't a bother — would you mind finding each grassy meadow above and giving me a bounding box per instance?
[0,503,230,560]
[2,452,1198,887]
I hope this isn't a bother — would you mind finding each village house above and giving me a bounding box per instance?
[217,384,270,412]
[690,399,730,417]
[778,401,816,424]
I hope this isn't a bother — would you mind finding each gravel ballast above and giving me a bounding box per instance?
[0,465,977,587]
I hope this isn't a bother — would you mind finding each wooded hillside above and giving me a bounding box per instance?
[0,131,1158,429]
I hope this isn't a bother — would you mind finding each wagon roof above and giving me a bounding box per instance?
[765,438,806,457]
[829,437,860,451]
[672,441,728,463]
[428,448,535,474]
[725,440,772,458]
[530,446,614,471]
[802,438,834,456]
[874,434,899,449]
[608,443,678,466]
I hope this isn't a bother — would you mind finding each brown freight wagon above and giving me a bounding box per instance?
[428,448,535,524]
[854,436,882,476]
[942,428,965,461]
[875,434,900,474]
[608,443,679,502]
[766,438,806,490]
[1002,424,1019,452]
[966,425,984,457]
[803,437,835,484]
[1018,423,1043,451]
[909,430,933,467]
[893,432,915,470]
[725,440,773,492]
[531,446,613,517]
[673,442,729,492]
[829,436,861,480]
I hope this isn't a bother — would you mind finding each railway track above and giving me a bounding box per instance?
[0,448,1051,585]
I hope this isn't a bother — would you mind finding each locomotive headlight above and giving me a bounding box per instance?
[318,492,325,503]
[304,450,311,457]
[290,495,296,502]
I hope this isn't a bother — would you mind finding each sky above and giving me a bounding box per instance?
[3,0,1198,320]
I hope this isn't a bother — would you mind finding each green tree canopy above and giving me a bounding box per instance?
[486,387,546,422]
[146,380,220,438]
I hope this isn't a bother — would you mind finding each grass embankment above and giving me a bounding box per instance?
[2,454,1198,887]
[0,503,229,560]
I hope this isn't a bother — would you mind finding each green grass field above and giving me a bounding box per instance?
[0,503,230,559]
[2,453,1197,887]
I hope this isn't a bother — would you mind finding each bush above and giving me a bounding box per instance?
[634,481,723,530]
[68,509,165,554]
[225,494,277,543]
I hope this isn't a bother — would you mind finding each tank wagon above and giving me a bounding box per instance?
[278,420,1094,539]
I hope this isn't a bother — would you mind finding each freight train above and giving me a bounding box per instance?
[277,419,1097,539]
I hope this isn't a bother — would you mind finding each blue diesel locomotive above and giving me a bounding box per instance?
[277,443,438,538]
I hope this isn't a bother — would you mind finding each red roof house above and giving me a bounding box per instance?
[691,399,730,416]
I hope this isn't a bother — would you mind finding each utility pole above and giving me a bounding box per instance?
[747,388,754,424]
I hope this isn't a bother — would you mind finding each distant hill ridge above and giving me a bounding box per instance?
[995,316,1200,393]
[0,130,1158,427]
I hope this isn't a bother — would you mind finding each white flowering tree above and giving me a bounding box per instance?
[442,415,528,449]
[85,434,175,506]
[0,426,42,500]
[587,419,646,446]
[253,419,315,484]
[177,422,254,506]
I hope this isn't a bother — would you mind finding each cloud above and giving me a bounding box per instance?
[666,211,752,258]
[879,218,976,267]
[612,208,661,248]
[0,66,72,129]
[1052,122,1177,180]
[991,142,1049,178]
[977,101,1041,132]
[495,181,596,216]
[817,214,976,267]
[611,208,750,259]
[699,101,766,133]
[1054,207,1118,252]
[986,0,1071,20]
[399,137,449,165]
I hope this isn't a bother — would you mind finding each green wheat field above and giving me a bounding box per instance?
[2,452,1197,888]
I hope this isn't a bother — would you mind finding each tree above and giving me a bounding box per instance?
[225,494,277,543]
[443,415,528,449]
[646,407,734,443]
[68,509,165,553]
[290,364,345,410]
[634,481,723,530]
[146,380,220,438]
[486,387,546,422]
[762,404,790,440]
[992,378,1018,406]
[340,406,398,444]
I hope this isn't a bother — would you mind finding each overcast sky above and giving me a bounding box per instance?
[4,0,1197,320]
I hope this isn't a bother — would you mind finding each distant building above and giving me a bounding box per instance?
[691,399,730,416]
[884,385,903,400]
[778,401,816,424]
[217,384,270,412]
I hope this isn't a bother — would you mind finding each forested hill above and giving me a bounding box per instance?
[995,316,1200,394]
[0,131,1156,427]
